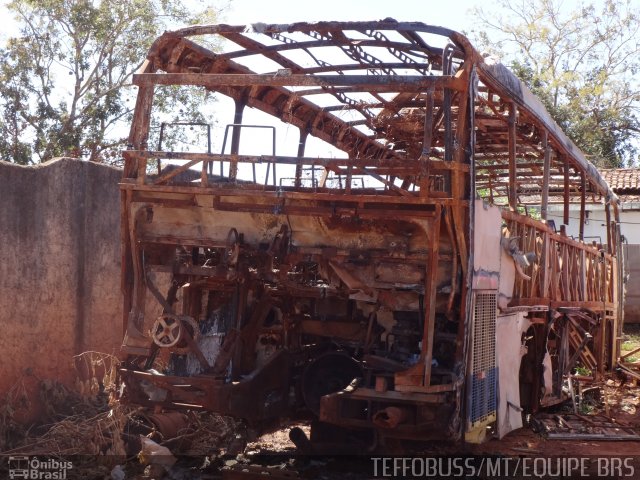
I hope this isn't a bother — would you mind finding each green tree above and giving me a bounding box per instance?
[471,0,640,167]
[0,0,220,164]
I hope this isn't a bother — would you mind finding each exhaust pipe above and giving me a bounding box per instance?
[372,406,410,429]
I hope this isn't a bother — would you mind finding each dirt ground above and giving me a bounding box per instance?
[248,326,640,459]
[469,380,640,458]
[244,381,640,458]
[2,331,640,479]
[1,380,639,479]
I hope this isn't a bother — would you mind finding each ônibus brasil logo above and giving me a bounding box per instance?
[8,457,72,479]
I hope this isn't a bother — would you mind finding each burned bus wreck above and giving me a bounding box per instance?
[118,20,624,445]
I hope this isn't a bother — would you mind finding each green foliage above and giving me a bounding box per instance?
[574,365,592,376]
[0,0,221,164]
[621,328,640,361]
[471,0,640,167]
[147,85,219,155]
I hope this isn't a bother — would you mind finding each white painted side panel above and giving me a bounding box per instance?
[496,312,531,439]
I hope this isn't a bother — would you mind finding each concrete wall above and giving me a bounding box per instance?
[623,244,640,324]
[0,158,123,421]
[547,205,640,244]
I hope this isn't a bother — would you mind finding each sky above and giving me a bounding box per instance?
[219,0,482,31]
[0,1,485,42]
[0,0,488,170]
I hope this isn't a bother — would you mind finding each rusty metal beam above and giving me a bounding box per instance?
[423,209,442,388]
[132,72,465,91]
[123,150,470,173]
[605,201,612,253]
[125,85,154,179]
[508,103,517,210]
[579,172,586,241]
[564,157,570,225]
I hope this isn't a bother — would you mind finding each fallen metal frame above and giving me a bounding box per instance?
[531,413,640,441]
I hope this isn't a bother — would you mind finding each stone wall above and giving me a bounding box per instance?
[0,158,123,421]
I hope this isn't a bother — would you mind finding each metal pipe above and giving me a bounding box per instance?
[372,406,410,429]
[289,427,313,454]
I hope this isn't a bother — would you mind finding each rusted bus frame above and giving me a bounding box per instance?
[475,58,621,388]
[125,73,462,195]
[122,150,469,194]
[119,180,466,208]
[117,21,623,441]
[475,77,614,203]
[473,67,616,221]
[127,48,400,169]
[120,185,446,223]
[126,23,472,183]
[142,45,429,164]
[122,24,473,396]
[169,20,461,52]
[136,21,618,205]
[502,210,616,309]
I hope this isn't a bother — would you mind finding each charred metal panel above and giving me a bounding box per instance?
[495,312,530,439]
[473,199,503,290]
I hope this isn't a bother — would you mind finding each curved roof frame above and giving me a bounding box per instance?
[128,19,617,205]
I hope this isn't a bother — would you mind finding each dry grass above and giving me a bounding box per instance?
[1,350,237,463]
[1,351,128,458]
